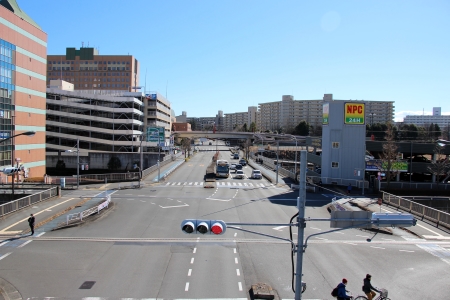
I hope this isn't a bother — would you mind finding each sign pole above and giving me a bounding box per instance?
[295,150,307,300]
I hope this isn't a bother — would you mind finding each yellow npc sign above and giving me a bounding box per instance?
[344,103,365,125]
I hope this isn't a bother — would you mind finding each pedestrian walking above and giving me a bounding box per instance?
[347,183,352,195]
[28,213,35,235]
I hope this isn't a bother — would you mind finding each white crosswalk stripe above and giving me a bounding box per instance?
[161,181,268,188]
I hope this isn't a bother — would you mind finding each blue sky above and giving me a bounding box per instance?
[19,0,450,121]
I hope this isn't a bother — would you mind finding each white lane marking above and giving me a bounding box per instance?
[185,282,189,291]
[399,250,415,253]
[189,182,193,185]
[236,269,240,276]
[370,246,385,249]
[0,241,9,247]
[0,252,11,261]
[356,235,370,238]
[238,282,243,291]
[191,258,194,264]
[314,237,328,240]
[273,226,288,231]
[344,242,357,246]
[188,269,192,276]
[417,223,443,236]
[36,232,46,237]
[0,198,75,234]
[381,238,395,241]
[206,198,231,202]
[18,240,32,248]
[140,200,146,203]
[310,227,322,230]
[234,248,237,254]
[159,204,189,208]
[193,248,197,253]
[423,235,450,240]
[235,257,238,264]
[234,233,237,237]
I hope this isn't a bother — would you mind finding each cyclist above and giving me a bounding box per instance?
[337,278,353,300]
[363,274,380,300]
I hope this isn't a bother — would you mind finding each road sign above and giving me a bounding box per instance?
[147,127,164,143]
[330,211,372,228]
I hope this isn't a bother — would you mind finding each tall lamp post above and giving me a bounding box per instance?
[2,131,36,200]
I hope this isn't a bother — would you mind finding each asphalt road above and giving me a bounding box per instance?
[0,147,449,299]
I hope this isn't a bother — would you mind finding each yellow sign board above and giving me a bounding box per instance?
[344,103,365,125]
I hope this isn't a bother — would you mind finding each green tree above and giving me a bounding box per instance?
[181,138,191,158]
[379,123,398,188]
[293,121,309,136]
[249,122,256,132]
[107,156,122,171]
[242,123,248,132]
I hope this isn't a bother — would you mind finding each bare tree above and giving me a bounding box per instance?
[428,144,450,186]
[380,123,398,188]
[181,138,191,158]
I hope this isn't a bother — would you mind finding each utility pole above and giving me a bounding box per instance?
[295,150,307,300]
[275,140,280,185]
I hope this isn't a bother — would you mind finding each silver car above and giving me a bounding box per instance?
[235,170,245,179]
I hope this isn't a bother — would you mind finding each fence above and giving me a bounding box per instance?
[382,191,450,230]
[0,187,59,218]
[66,195,111,225]
[48,152,183,185]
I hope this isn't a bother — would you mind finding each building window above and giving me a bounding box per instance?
[331,162,339,168]
[332,142,339,148]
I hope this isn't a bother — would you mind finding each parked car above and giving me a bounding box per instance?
[239,159,247,166]
[251,169,262,179]
[235,164,243,171]
[235,170,245,179]
[230,164,236,171]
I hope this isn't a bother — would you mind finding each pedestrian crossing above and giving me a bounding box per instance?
[163,181,269,188]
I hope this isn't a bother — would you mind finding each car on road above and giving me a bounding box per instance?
[235,164,242,171]
[233,153,239,159]
[251,169,262,179]
[230,164,236,171]
[209,142,212,145]
[239,159,246,166]
[235,170,245,179]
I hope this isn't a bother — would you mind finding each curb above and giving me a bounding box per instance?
[0,277,22,300]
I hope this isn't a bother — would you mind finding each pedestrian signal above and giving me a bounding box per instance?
[181,219,226,235]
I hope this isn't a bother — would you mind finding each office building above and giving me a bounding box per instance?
[0,0,47,180]
[403,107,450,130]
[47,47,139,94]
[258,94,394,132]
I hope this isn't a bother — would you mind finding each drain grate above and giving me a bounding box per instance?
[79,281,96,289]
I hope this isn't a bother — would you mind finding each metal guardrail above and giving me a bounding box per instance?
[382,191,450,229]
[66,195,111,225]
[0,187,60,218]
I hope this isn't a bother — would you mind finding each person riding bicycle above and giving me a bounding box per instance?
[337,278,352,300]
[363,274,380,300]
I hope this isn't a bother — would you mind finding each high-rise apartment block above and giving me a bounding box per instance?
[47,47,139,93]
[258,94,394,132]
[0,0,47,179]
[403,107,450,129]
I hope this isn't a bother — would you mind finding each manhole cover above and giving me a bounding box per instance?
[79,281,96,289]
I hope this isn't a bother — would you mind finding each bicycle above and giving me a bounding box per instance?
[354,288,390,300]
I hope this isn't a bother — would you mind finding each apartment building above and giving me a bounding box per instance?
[47,47,139,94]
[403,107,450,129]
[186,110,223,131]
[258,94,394,132]
[0,0,47,179]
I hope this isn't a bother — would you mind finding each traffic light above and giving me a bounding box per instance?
[181,219,227,235]
[371,212,417,227]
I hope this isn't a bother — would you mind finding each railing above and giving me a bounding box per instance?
[382,191,450,229]
[0,187,60,218]
[66,195,111,225]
